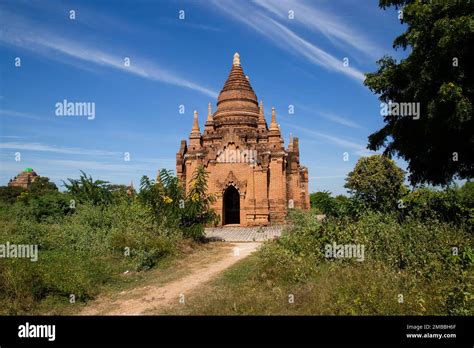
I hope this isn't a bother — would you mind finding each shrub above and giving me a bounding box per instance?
[256,209,473,314]
[0,186,25,204]
[13,192,75,222]
[310,191,352,217]
[28,177,58,195]
[63,171,113,205]
[139,166,217,240]
[402,185,473,227]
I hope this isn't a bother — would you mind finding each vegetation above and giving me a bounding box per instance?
[364,0,474,185]
[1,156,472,315]
[169,187,473,315]
[345,155,405,211]
[169,156,473,315]
[0,167,216,314]
[138,166,218,240]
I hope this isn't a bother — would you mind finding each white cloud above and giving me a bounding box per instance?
[0,109,51,121]
[316,111,364,130]
[253,0,383,60]
[297,105,364,130]
[282,122,377,156]
[0,11,218,98]
[209,0,365,82]
[0,142,121,156]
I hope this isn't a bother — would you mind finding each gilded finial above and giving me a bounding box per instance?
[233,52,240,66]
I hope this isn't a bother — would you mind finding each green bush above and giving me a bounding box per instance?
[402,185,473,227]
[13,192,74,222]
[63,171,113,205]
[0,186,25,204]
[139,166,217,240]
[0,197,184,313]
[256,209,473,314]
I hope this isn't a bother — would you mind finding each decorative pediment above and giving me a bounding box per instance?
[216,171,247,196]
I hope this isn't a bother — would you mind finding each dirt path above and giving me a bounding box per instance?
[80,242,260,315]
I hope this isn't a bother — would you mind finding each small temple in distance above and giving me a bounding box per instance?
[176,53,310,226]
[8,168,39,189]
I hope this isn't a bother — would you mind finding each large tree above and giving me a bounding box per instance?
[345,155,405,211]
[365,0,473,186]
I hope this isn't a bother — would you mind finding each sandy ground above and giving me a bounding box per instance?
[79,242,260,315]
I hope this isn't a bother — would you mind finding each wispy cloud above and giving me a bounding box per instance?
[253,0,383,59]
[0,10,218,98]
[283,122,376,157]
[209,0,365,82]
[0,135,24,139]
[0,109,52,122]
[0,142,121,156]
[46,159,155,172]
[317,111,364,130]
[309,175,346,180]
[297,104,364,130]
[160,18,224,32]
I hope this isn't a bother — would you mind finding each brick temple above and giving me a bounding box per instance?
[176,53,309,226]
[8,168,39,189]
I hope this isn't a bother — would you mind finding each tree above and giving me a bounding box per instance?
[310,191,337,215]
[138,166,217,240]
[28,177,58,195]
[181,165,218,239]
[365,0,474,186]
[345,155,405,211]
[63,171,113,205]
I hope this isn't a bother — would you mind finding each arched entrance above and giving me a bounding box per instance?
[223,185,240,225]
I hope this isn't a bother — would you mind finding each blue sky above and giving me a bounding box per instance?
[0,0,409,195]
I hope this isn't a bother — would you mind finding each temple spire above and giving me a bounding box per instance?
[258,100,267,129]
[156,169,161,184]
[207,103,213,122]
[191,110,200,134]
[289,133,294,151]
[269,107,279,131]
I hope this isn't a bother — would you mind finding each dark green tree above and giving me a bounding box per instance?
[310,191,337,215]
[365,0,473,185]
[28,177,58,195]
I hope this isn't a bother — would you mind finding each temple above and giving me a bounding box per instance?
[8,168,39,189]
[176,53,310,226]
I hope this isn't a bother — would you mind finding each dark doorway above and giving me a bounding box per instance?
[223,185,240,225]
